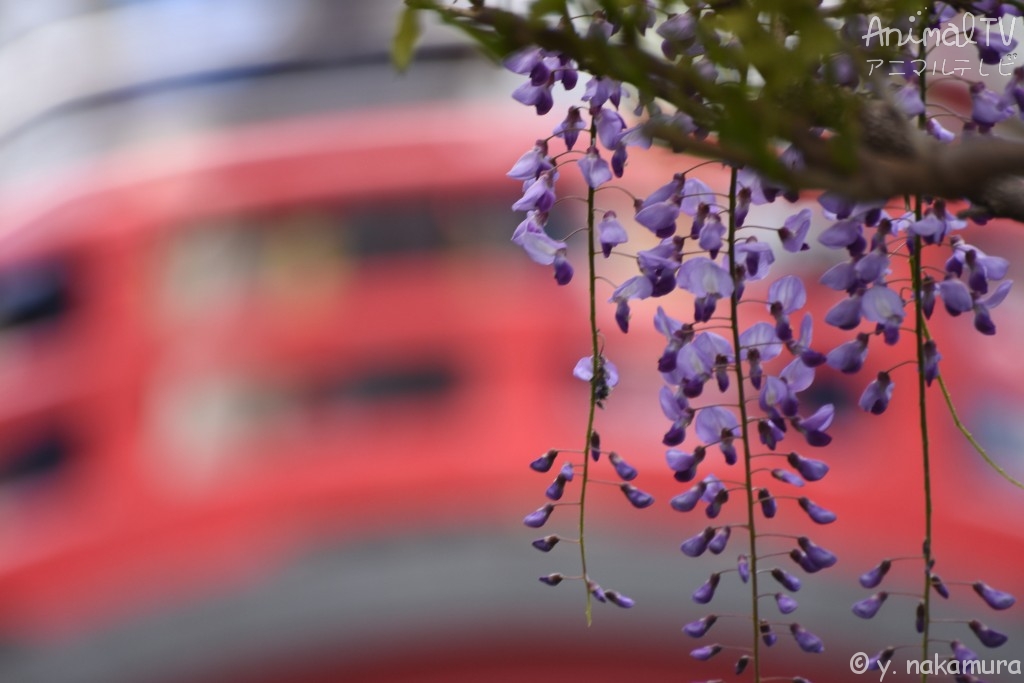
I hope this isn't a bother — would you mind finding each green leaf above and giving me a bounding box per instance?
[391,6,422,72]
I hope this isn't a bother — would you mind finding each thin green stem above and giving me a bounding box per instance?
[912,232,934,681]
[921,322,1024,490]
[913,32,932,682]
[727,166,762,683]
[579,120,600,626]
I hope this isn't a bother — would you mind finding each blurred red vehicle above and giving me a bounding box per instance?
[0,94,1019,683]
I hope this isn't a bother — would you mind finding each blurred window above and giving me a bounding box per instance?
[155,198,521,319]
[0,430,69,487]
[0,258,72,332]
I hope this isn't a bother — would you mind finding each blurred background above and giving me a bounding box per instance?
[0,1,1019,681]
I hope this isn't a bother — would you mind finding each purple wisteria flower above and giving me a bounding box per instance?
[859,371,894,415]
[512,171,556,213]
[605,589,635,608]
[768,275,807,341]
[677,257,734,322]
[969,619,1009,648]
[973,582,1016,610]
[852,591,888,619]
[798,537,837,568]
[951,640,979,663]
[779,208,812,252]
[692,573,721,604]
[787,452,829,480]
[523,504,554,528]
[597,211,628,258]
[552,107,585,150]
[577,145,613,188]
[690,644,722,661]
[620,483,655,508]
[507,140,553,180]
[532,535,559,552]
[695,406,740,464]
[792,404,835,447]
[861,286,905,344]
[970,81,1014,130]
[609,276,653,333]
[772,568,801,592]
[683,614,717,638]
[798,497,837,524]
[790,623,825,653]
[859,559,892,589]
[974,280,1013,335]
[681,526,715,557]
[776,592,799,614]
[827,332,870,373]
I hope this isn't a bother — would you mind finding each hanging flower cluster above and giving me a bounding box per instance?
[399,0,1022,680]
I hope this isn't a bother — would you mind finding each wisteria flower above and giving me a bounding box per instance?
[790,623,825,653]
[852,591,888,618]
[552,107,585,150]
[512,171,556,212]
[859,371,894,415]
[779,208,812,252]
[859,559,892,589]
[970,81,1014,129]
[792,404,835,447]
[609,275,653,333]
[677,257,734,322]
[973,581,1016,610]
[683,614,717,638]
[969,619,1009,648]
[974,280,1013,335]
[861,286,905,344]
[577,145,613,188]
[507,140,552,180]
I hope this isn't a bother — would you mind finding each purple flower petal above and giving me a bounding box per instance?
[621,483,655,508]
[973,581,1016,610]
[681,526,715,557]
[826,333,870,373]
[523,504,554,528]
[689,644,722,661]
[859,371,894,415]
[605,589,635,608]
[683,614,718,638]
[738,555,750,583]
[597,211,629,257]
[852,591,888,618]
[798,536,837,568]
[969,619,1009,648]
[538,572,563,586]
[790,623,825,653]
[824,295,863,330]
[771,468,805,487]
[708,526,730,554]
[951,639,979,663]
[772,568,801,592]
[776,592,799,614]
[799,496,837,524]
[859,559,891,589]
[608,451,638,481]
[692,573,721,604]
[695,406,740,446]
[529,449,558,472]
[532,535,560,552]
[779,208,811,252]
[787,452,829,481]
[577,146,613,188]
[635,199,680,237]
[769,275,808,313]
